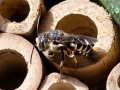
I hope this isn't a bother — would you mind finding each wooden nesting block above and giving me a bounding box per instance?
[106,63,120,90]
[0,33,43,90]
[39,72,89,90]
[37,0,120,88]
[0,0,46,41]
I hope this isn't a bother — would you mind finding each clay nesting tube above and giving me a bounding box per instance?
[37,0,120,88]
[0,33,43,90]
[106,63,120,90]
[39,72,89,90]
[0,0,46,42]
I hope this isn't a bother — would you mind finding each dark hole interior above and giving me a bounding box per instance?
[0,0,30,22]
[43,0,65,10]
[55,14,98,38]
[117,75,120,88]
[48,81,76,90]
[0,49,27,89]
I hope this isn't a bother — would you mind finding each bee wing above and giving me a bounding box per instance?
[54,33,98,45]
[66,34,98,45]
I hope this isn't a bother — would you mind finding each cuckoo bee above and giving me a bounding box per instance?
[35,29,98,79]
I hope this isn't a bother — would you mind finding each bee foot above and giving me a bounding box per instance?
[68,54,74,57]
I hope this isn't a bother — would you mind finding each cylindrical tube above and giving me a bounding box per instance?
[0,33,43,90]
[37,0,120,88]
[39,72,89,90]
[90,0,120,27]
[106,62,120,90]
[0,0,46,42]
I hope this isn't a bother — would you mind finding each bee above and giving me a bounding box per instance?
[30,16,98,80]
[35,30,97,56]
[35,29,98,79]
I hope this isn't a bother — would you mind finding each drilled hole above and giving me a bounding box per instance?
[0,49,27,89]
[52,14,99,68]
[0,0,30,22]
[48,81,76,90]
[55,14,98,38]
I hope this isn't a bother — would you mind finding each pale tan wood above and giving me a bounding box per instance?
[0,0,46,38]
[0,33,43,90]
[37,0,120,88]
[106,62,120,90]
[39,72,89,90]
[40,0,47,16]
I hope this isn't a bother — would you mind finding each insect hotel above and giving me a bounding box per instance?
[0,0,120,90]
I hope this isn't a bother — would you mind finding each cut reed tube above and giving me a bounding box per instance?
[106,63,120,90]
[39,72,89,90]
[0,0,46,41]
[90,0,120,27]
[38,0,120,88]
[0,33,43,90]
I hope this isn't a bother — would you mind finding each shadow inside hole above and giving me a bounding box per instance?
[55,14,98,38]
[43,0,65,10]
[48,81,76,90]
[0,49,27,89]
[117,75,120,88]
[0,0,30,22]
[45,47,107,69]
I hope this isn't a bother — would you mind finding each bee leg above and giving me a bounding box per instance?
[66,50,77,70]
[65,48,74,57]
[85,53,88,57]
[58,48,64,81]
[72,51,77,71]
[59,60,63,81]
[74,56,77,70]
[73,56,77,77]
[69,51,74,57]
[69,51,77,77]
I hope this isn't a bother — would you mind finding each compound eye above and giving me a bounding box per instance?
[39,39,45,51]
[36,35,48,51]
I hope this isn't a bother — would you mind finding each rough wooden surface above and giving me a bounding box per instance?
[0,0,46,40]
[91,0,120,27]
[39,72,89,90]
[106,62,120,90]
[0,33,43,90]
[37,0,120,88]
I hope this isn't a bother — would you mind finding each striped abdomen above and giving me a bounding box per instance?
[67,43,93,57]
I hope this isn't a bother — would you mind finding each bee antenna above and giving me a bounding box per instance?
[36,16,41,36]
[30,44,36,64]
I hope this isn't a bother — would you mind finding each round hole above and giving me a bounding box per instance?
[48,81,76,90]
[0,49,27,89]
[53,14,99,68]
[117,75,120,88]
[55,14,98,38]
[0,0,30,22]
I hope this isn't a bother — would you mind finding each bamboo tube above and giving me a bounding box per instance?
[106,62,120,90]
[37,0,120,88]
[0,0,46,41]
[39,72,89,90]
[0,33,43,90]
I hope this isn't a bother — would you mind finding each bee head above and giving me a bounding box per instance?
[35,33,49,51]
